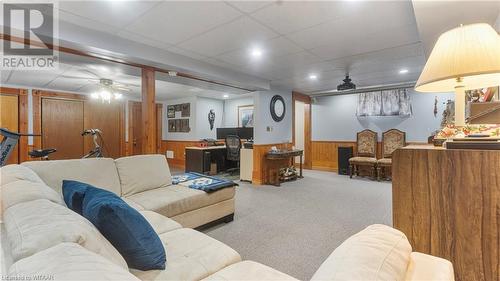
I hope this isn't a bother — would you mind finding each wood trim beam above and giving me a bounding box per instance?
[141,68,156,154]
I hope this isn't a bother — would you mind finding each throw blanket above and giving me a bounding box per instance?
[172,172,237,192]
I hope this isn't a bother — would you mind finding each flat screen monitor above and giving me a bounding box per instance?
[217,127,253,140]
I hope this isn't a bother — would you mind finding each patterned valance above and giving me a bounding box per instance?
[356,89,412,117]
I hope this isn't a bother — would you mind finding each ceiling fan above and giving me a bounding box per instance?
[89,78,132,103]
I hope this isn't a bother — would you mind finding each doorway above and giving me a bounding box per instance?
[128,101,163,156]
[292,92,312,169]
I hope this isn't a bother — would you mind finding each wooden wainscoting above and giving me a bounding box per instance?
[311,141,427,171]
[159,140,201,169]
[252,143,293,185]
[311,141,357,171]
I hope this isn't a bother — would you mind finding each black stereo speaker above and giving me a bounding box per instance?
[338,146,353,175]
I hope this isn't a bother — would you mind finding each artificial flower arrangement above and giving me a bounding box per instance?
[436,124,500,139]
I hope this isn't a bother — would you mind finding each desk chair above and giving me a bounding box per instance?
[225,135,241,175]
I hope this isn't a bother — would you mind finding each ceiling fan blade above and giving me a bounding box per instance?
[58,75,97,80]
[114,86,131,92]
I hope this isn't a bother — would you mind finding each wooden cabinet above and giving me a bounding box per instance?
[392,145,499,281]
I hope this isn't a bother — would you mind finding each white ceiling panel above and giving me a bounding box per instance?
[250,1,351,35]
[226,1,274,13]
[58,10,119,34]
[178,16,279,57]
[59,1,160,28]
[124,1,242,45]
[116,30,172,50]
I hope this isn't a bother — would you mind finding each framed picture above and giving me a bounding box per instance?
[181,103,190,117]
[167,105,175,118]
[174,119,181,132]
[238,105,254,127]
[168,120,176,132]
[174,104,182,112]
[180,119,190,132]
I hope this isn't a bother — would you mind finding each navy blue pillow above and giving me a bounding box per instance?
[80,184,166,270]
[62,180,89,214]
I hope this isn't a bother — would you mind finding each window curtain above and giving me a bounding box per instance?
[356,89,412,117]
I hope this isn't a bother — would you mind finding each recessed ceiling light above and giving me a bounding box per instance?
[251,48,262,58]
[223,94,229,98]
[309,74,318,80]
[399,69,409,74]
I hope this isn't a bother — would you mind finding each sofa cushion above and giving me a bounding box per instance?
[126,185,235,218]
[139,211,182,235]
[310,224,412,281]
[404,252,454,281]
[1,180,64,213]
[8,243,141,281]
[3,199,127,269]
[22,158,122,195]
[82,185,166,270]
[202,261,300,281]
[0,164,44,186]
[131,228,241,281]
[115,155,172,197]
[62,180,89,214]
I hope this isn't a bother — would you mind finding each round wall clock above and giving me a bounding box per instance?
[270,95,285,122]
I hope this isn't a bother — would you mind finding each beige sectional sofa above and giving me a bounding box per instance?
[21,155,235,229]
[0,155,454,280]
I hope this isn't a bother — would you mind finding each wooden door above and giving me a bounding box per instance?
[41,98,84,159]
[129,101,163,156]
[84,100,123,158]
[131,101,143,155]
[0,94,19,164]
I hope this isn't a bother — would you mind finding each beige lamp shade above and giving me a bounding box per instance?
[415,23,500,92]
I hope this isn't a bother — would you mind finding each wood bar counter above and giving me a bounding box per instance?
[392,145,499,281]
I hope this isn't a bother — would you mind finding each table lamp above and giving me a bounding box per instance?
[415,23,500,126]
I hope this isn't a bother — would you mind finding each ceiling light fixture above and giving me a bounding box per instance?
[90,79,124,103]
[309,74,318,80]
[251,48,263,58]
[399,69,409,74]
[168,71,178,77]
[223,94,229,98]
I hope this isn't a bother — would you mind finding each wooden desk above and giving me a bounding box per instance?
[185,146,229,174]
[393,146,499,281]
[265,149,303,186]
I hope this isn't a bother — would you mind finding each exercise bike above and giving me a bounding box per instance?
[0,128,56,167]
[82,128,104,158]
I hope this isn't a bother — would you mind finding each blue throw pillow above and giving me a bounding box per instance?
[62,180,89,214]
[80,183,166,270]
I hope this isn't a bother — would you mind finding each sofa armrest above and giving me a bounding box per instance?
[405,252,454,281]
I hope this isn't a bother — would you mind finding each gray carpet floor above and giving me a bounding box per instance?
[202,169,392,280]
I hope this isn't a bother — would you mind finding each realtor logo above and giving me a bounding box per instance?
[1,2,58,70]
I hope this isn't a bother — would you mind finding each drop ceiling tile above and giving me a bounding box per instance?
[269,51,321,69]
[178,17,278,57]
[166,46,209,62]
[116,30,172,50]
[250,1,350,35]
[8,71,61,88]
[124,1,242,45]
[58,1,159,29]
[226,1,274,13]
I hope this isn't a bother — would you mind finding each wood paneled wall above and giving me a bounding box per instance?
[393,146,499,281]
[33,90,126,160]
[252,143,293,185]
[159,140,201,168]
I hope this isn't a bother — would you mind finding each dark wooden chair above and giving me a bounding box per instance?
[377,129,406,181]
[349,129,378,179]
